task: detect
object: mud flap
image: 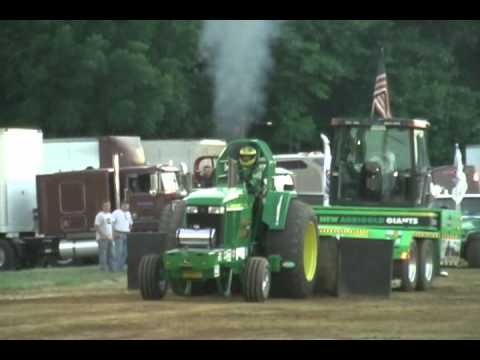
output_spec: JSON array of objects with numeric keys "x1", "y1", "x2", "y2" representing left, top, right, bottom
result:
[
  {"x1": 337, "y1": 238, "x2": 393, "y2": 297},
  {"x1": 127, "y1": 232, "x2": 168, "y2": 290},
  {"x1": 316, "y1": 238, "x2": 393, "y2": 297}
]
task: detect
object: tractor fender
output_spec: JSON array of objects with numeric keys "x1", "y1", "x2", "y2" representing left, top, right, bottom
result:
[{"x1": 261, "y1": 191, "x2": 297, "y2": 230}]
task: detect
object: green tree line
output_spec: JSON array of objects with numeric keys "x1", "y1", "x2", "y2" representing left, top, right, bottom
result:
[{"x1": 1, "y1": 20, "x2": 479, "y2": 165}]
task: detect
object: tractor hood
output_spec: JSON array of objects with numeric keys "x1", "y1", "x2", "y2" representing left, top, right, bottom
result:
[{"x1": 185, "y1": 187, "x2": 245, "y2": 207}]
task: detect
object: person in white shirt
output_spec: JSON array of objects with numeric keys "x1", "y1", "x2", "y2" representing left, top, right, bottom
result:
[
  {"x1": 95, "y1": 201, "x2": 114, "y2": 272},
  {"x1": 112, "y1": 201, "x2": 133, "y2": 272}
]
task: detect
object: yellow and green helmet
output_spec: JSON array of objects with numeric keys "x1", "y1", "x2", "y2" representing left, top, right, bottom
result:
[{"x1": 239, "y1": 146, "x2": 257, "y2": 167}]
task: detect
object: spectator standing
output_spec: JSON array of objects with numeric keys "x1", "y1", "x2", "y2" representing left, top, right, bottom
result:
[
  {"x1": 95, "y1": 201, "x2": 114, "y2": 272},
  {"x1": 112, "y1": 201, "x2": 133, "y2": 271}
]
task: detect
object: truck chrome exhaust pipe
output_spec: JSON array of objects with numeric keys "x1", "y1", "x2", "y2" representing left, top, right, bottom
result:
[{"x1": 58, "y1": 240, "x2": 98, "y2": 260}]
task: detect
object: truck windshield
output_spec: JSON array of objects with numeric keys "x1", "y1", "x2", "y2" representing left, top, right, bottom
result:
[
  {"x1": 129, "y1": 175, "x2": 151, "y2": 193},
  {"x1": 333, "y1": 126, "x2": 412, "y2": 206}
]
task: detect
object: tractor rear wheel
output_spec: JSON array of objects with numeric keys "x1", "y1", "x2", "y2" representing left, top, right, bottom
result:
[
  {"x1": 243, "y1": 257, "x2": 271, "y2": 303},
  {"x1": 265, "y1": 199, "x2": 319, "y2": 299},
  {"x1": 417, "y1": 240, "x2": 434, "y2": 291},
  {"x1": 0, "y1": 239, "x2": 17, "y2": 271},
  {"x1": 158, "y1": 200, "x2": 186, "y2": 249},
  {"x1": 138, "y1": 254, "x2": 168, "y2": 300},
  {"x1": 400, "y1": 241, "x2": 418, "y2": 292},
  {"x1": 466, "y1": 237, "x2": 480, "y2": 268}
]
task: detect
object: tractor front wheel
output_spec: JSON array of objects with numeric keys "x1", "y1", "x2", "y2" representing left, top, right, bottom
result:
[
  {"x1": 400, "y1": 241, "x2": 418, "y2": 292},
  {"x1": 243, "y1": 257, "x2": 271, "y2": 303},
  {"x1": 138, "y1": 255, "x2": 168, "y2": 300},
  {"x1": 417, "y1": 240, "x2": 434, "y2": 291}
]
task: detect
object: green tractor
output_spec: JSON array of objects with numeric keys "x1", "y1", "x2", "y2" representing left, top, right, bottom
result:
[
  {"x1": 138, "y1": 139, "x2": 319, "y2": 302},
  {"x1": 314, "y1": 118, "x2": 463, "y2": 294}
]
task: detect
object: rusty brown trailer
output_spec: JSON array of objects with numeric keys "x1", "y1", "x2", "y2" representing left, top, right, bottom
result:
[{"x1": 36, "y1": 169, "x2": 113, "y2": 236}]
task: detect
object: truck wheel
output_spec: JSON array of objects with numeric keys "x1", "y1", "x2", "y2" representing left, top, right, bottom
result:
[
  {"x1": 138, "y1": 254, "x2": 168, "y2": 300},
  {"x1": 265, "y1": 200, "x2": 319, "y2": 299},
  {"x1": 171, "y1": 279, "x2": 217, "y2": 296},
  {"x1": 158, "y1": 200, "x2": 186, "y2": 249},
  {"x1": 417, "y1": 240, "x2": 434, "y2": 291},
  {"x1": 0, "y1": 239, "x2": 16, "y2": 271},
  {"x1": 400, "y1": 241, "x2": 418, "y2": 292},
  {"x1": 466, "y1": 237, "x2": 480, "y2": 268},
  {"x1": 243, "y1": 257, "x2": 271, "y2": 303}
]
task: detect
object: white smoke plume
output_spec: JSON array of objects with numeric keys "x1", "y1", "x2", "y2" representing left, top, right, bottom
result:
[{"x1": 200, "y1": 20, "x2": 282, "y2": 140}]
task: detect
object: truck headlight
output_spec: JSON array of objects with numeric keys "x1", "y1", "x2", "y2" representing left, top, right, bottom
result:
[
  {"x1": 186, "y1": 206, "x2": 199, "y2": 214},
  {"x1": 208, "y1": 206, "x2": 225, "y2": 215}
]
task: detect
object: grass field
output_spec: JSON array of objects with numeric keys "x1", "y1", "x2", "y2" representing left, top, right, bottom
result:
[
  {"x1": 0, "y1": 267, "x2": 124, "y2": 293},
  {"x1": 1, "y1": 266, "x2": 480, "y2": 339}
]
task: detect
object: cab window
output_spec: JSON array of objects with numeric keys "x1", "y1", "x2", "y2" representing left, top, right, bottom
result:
[{"x1": 128, "y1": 174, "x2": 151, "y2": 193}]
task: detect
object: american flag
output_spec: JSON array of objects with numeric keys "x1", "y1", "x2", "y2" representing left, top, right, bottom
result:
[{"x1": 372, "y1": 51, "x2": 392, "y2": 119}]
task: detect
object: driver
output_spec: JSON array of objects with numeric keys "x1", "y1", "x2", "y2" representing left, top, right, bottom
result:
[
  {"x1": 238, "y1": 146, "x2": 263, "y2": 196},
  {"x1": 198, "y1": 164, "x2": 214, "y2": 188}
]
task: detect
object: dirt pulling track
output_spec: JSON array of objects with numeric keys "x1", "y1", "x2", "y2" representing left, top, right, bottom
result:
[{"x1": 1, "y1": 267, "x2": 480, "y2": 340}]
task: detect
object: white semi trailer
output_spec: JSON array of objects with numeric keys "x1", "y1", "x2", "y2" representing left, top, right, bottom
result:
[
  {"x1": 0, "y1": 129, "x2": 44, "y2": 270},
  {"x1": 466, "y1": 145, "x2": 480, "y2": 175},
  {"x1": 142, "y1": 139, "x2": 226, "y2": 171},
  {"x1": 0, "y1": 129, "x2": 43, "y2": 237},
  {"x1": 42, "y1": 136, "x2": 146, "y2": 174}
]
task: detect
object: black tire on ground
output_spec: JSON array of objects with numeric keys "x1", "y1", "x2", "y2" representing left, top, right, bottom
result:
[
  {"x1": 171, "y1": 279, "x2": 218, "y2": 296},
  {"x1": 400, "y1": 240, "x2": 418, "y2": 292},
  {"x1": 265, "y1": 199, "x2": 319, "y2": 299},
  {"x1": 466, "y1": 237, "x2": 480, "y2": 268},
  {"x1": 0, "y1": 239, "x2": 17, "y2": 271},
  {"x1": 158, "y1": 200, "x2": 187, "y2": 249},
  {"x1": 417, "y1": 240, "x2": 435, "y2": 291},
  {"x1": 138, "y1": 254, "x2": 168, "y2": 300},
  {"x1": 243, "y1": 257, "x2": 271, "y2": 303}
]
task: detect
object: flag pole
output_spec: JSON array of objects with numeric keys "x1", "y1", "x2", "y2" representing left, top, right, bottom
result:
[
  {"x1": 371, "y1": 48, "x2": 384, "y2": 121},
  {"x1": 371, "y1": 47, "x2": 391, "y2": 121}
]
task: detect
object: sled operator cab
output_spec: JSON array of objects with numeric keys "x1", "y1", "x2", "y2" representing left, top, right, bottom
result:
[{"x1": 330, "y1": 118, "x2": 432, "y2": 208}]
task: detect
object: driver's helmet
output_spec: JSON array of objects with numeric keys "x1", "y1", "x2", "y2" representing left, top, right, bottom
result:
[{"x1": 239, "y1": 146, "x2": 257, "y2": 168}]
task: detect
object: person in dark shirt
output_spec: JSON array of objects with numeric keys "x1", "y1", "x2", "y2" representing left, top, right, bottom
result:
[{"x1": 199, "y1": 164, "x2": 214, "y2": 188}]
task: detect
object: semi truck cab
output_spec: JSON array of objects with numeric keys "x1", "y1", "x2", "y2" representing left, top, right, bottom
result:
[{"x1": 122, "y1": 164, "x2": 188, "y2": 232}]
